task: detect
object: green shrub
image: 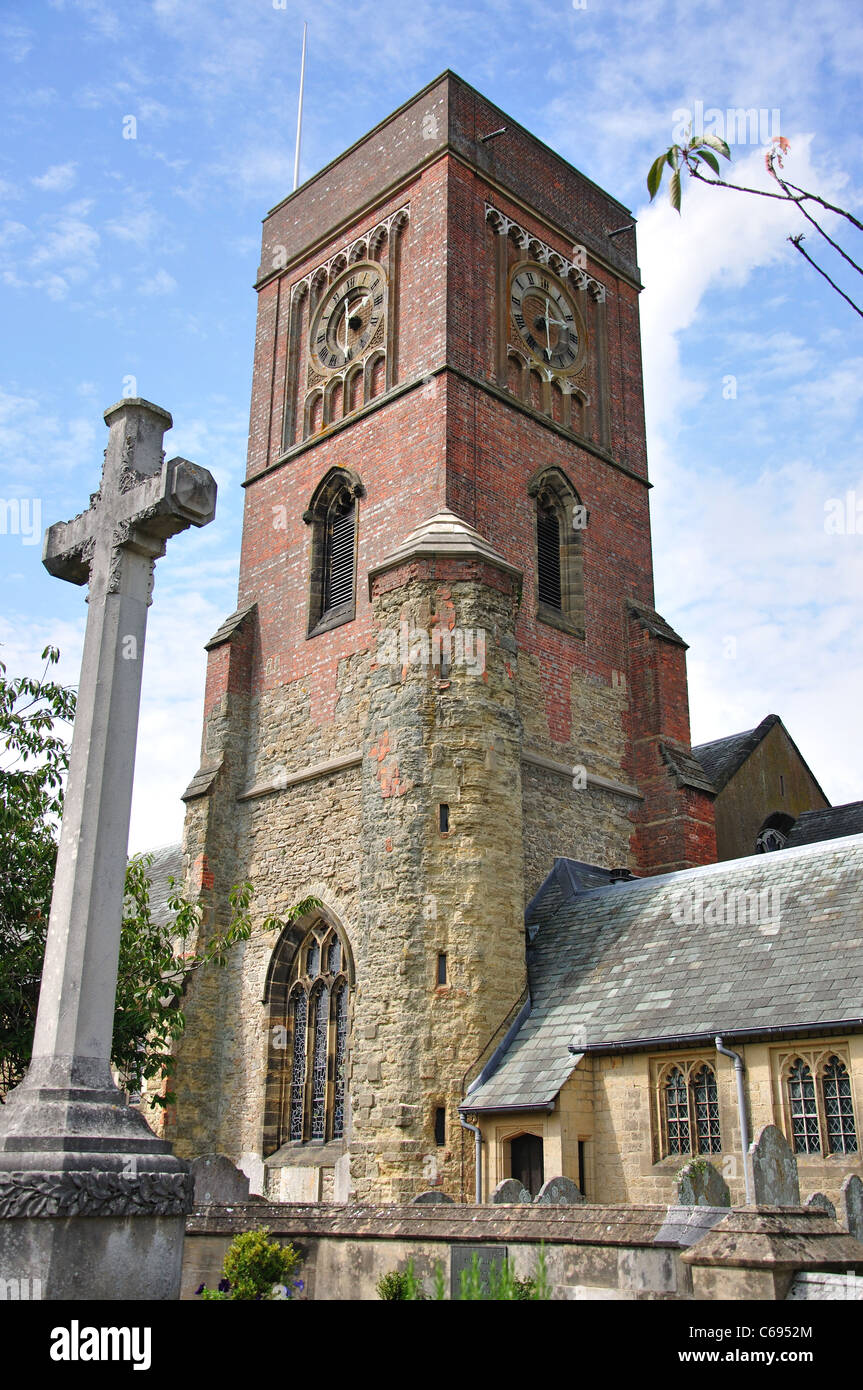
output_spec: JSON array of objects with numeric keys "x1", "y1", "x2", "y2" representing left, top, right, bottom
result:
[{"x1": 195, "y1": 1227, "x2": 304, "y2": 1301}]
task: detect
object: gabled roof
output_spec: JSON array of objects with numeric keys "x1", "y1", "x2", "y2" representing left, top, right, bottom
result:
[
  {"x1": 463, "y1": 837, "x2": 863, "y2": 1114},
  {"x1": 692, "y1": 714, "x2": 781, "y2": 791},
  {"x1": 693, "y1": 713, "x2": 829, "y2": 804},
  {"x1": 786, "y1": 802, "x2": 863, "y2": 848}
]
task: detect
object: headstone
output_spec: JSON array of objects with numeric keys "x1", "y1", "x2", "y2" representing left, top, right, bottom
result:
[
  {"x1": 535, "y1": 1176, "x2": 584, "y2": 1205},
  {"x1": 411, "y1": 1189, "x2": 455, "y2": 1204},
  {"x1": 491, "y1": 1178, "x2": 532, "y2": 1204},
  {"x1": 0, "y1": 400, "x2": 217, "y2": 1301},
  {"x1": 676, "y1": 1159, "x2": 731, "y2": 1208},
  {"x1": 190, "y1": 1155, "x2": 251, "y2": 1206},
  {"x1": 841, "y1": 1174, "x2": 863, "y2": 1242},
  {"x1": 804, "y1": 1191, "x2": 837, "y2": 1221},
  {"x1": 749, "y1": 1124, "x2": 800, "y2": 1206}
]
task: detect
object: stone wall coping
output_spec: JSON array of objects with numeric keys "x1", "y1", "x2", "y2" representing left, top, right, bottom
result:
[
  {"x1": 522, "y1": 748, "x2": 643, "y2": 801},
  {"x1": 238, "y1": 751, "x2": 363, "y2": 801},
  {"x1": 680, "y1": 1206, "x2": 863, "y2": 1272},
  {"x1": 185, "y1": 1200, "x2": 718, "y2": 1247}
]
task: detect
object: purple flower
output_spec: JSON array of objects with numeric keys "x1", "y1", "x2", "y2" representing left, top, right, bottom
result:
[
  {"x1": 218, "y1": 1278, "x2": 231, "y2": 1293},
  {"x1": 195, "y1": 1284, "x2": 205, "y2": 1296},
  {"x1": 293, "y1": 1279, "x2": 304, "y2": 1291}
]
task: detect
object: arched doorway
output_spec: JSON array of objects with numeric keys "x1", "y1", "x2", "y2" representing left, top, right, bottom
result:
[{"x1": 509, "y1": 1133, "x2": 544, "y2": 1196}]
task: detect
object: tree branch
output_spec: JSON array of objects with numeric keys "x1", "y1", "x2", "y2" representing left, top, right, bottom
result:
[{"x1": 788, "y1": 236, "x2": 863, "y2": 318}]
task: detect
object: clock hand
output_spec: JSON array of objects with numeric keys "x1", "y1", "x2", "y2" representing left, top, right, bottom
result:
[{"x1": 544, "y1": 297, "x2": 551, "y2": 359}]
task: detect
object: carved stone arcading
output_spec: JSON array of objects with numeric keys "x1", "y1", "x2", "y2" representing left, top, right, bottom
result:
[
  {"x1": 485, "y1": 202, "x2": 606, "y2": 302},
  {"x1": 0, "y1": 1169, "x2": 194, "y2": 1219},
  {"x1": 291, "y1": 204, "x2": 410, "y2": 303}
]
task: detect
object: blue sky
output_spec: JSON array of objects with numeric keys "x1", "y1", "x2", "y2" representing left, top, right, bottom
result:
[{"x1": 1, "y1": 0, "x2": 861, "y2": 851}]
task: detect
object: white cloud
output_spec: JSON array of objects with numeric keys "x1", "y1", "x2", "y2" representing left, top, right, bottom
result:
[
  {"x1": 139, "y1": 268, "x2": 177, "y2": 295},
  {"x1": 0, "y1": 22, "x2": 34, "y2": 63},
  {"x1": 31, "y1": 163, "x2": 78, "y2": 194}
]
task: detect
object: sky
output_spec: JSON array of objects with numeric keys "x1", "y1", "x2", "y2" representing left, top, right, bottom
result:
[{"x1": 1, "y1": 0, "x2": 861, "y2": 853}]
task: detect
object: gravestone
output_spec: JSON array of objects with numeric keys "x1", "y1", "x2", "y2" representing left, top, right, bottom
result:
[
  {"x1": 491, "y1": 1178, "x2": 532, "y2": 1204},
  {"x1": 0, "y1": 400, "x2": 217, "y2": 1301},
  {"x1": 804, "y1": 1191, "x2": 837, "y2": 1221},
  {"x1": 190, "y1": 1155, "x2": 251, "y2": 1206},
  {"x1": 841, "y1": 1174, "x2": 863, "y2": 1241},
  {"x1": 535, "y1": 1176, "x2": 584, "y2": 1205},
  {"x1": 676, "y1": 1159, "x2": 731, "y2": 1208},
  {"x1": 411, "y1": 1190, "x2": 455, "y2": 1204},
  {"x1": 749, "y1": 1124, "x2": 800, "y2": 1206}
]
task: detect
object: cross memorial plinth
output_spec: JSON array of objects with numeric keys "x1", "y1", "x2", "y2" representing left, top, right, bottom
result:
[{"x1": 0, "y1": 399, "x2": 216, "y2": 1301}]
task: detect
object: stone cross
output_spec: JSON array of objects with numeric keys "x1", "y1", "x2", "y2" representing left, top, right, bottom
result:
[
  {"x1": 33, "y1": 399, "x2": 216, "y2": 1090},
  {"x1": 0, "y1": 399, "x2": 216, "y2": 1300}
]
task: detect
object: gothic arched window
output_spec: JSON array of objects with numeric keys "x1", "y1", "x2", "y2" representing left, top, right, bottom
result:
[
  {"x1": 264, "y1": 915, "x2": 354, "y2": 1156},
  {"x1": 784, "y1": 1052, "x2": 858, "y2": 1156},
  {"x1": 282, "y1": 923, "x2": 351, "y2": 1146},
  {"x1": 788, "y1": 1058, "x2": 820, "y2": 1154},
  {"x1": 755, "y1": 812, "x2": 795, "y2": 853},
  {"x1": 659, "y1": 1060, "x2": 722, "y2": 1158},
  {"x1": 304, "y1": 467, "x2": 363, "y2": 637},
  {"x1": 822, "y1": 1056, "x2": 857, "y2": 1155},
  {"x1": 527, "y1": 466, "x2": 586, "y2": 637},
  {"x1": 664, "y1": 1066, "x2": 690, "y2": 1156}
]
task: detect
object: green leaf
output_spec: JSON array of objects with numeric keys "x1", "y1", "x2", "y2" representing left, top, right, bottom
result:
[
  {"x1": 647, "y1": 153, "x2": 666, "y2": 200},
  {"x1": 699, "y1": 134, "x2": 731, "y2": 159},
  {"x1": 669, "y1": 170, "x2": 682, "y2": 213},
  {"x1": 699, "y1": 149, "x2": 721, "y2": 177}
]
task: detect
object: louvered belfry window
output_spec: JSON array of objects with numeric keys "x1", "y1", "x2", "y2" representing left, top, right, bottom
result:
[
  {"x1": 324, "y1": 495, "x2": 355, "y2": 613},
  {"x1": 536, "y1": 498, "x2": 562, "y2": 610}
]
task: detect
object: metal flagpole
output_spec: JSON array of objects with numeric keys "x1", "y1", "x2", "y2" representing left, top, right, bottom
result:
[{"x1": 293, "y1": 21, "x2": 308, "y2": 192}]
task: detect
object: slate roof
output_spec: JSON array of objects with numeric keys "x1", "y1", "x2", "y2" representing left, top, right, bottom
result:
[
  {"x1": 463, "y1": 835, "x2": 863, "y2": 1113},
  {"x1": 692, "y1": 714, "x2": 781, "y2": 791},
  {"x1": 786, "y1": 802, "x2": 863, "y2": 848},
  {"x1": 204, "y1": 602, "x2": 256, "y2": 651},
  {"x1": 626, "y1": 600, "x2": 687, "y2": 649},
  {"x1": 139, "y1": 843, "x2": 184, "y2": 929}
]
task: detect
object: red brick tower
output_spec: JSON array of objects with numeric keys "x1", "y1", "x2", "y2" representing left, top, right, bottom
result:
[{"x1": 172, "y1": 73, "x2": 715, "y2": 1202}]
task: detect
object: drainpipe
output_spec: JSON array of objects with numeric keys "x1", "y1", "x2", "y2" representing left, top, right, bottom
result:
[
  {"x1": 460, "y1": 1114, "x2": 483, "y2": 1204},
  {"x1": 715, "y1": 1035, "x2": 753, "y2": 1205}
]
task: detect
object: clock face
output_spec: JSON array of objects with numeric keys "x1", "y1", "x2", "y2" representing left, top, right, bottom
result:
[
  {"x1": 310, "y1": 263, "x2": 386, "y2": 373},
  {"x1": 510, "y1": 263, "x2": 581, "y2": 373}
]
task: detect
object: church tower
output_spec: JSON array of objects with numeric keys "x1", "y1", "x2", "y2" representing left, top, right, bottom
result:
[{"x1": 170, "y1": 73, "x2": 716, "y2": 1202}]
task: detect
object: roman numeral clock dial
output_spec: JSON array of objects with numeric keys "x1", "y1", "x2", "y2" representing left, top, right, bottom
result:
[
  {"x1": 509, "y1": 263, "x2": 583, "y2": 374},
  {"x1": 310, "y1": 263, "x2": 386, "y2": 373}
]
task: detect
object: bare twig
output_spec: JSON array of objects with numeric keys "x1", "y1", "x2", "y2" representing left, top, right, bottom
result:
[{"x1": 788, "y1": 236, "x2": 863, "y2": 318}]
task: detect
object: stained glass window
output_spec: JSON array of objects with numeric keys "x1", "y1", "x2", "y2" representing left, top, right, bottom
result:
[
  {"x1": 788, "y1": 1059, "x2": 820, "y2": 1154},
  {"x1": 310, "y1": 986, "x2": 330, "y2": 1141},
  {"x1": 327, "y1": 936, "x2": 341, "y2": 974},
  {"x1": 665, "y1": 1067, "x2": 690, "y2": 1156},
  {"x1": 333, "y1": 983, "x2": 349, "y2": 1140},
  {"x1": 692, "y1": 1066, "x2": 722, "y2": 1154},
  {"x1": 307, "y1": 938, "x2": 320, "y2": 978},
  {"x1": 289, "y1": 989, "x2": 307, "y2": 1142},
  {"x1": 822, "y1": 1056, "x2": 857, "y2": 1155},
  {"x1": 283, "y1": 924, "x2": 350, "y2": 1147}
]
